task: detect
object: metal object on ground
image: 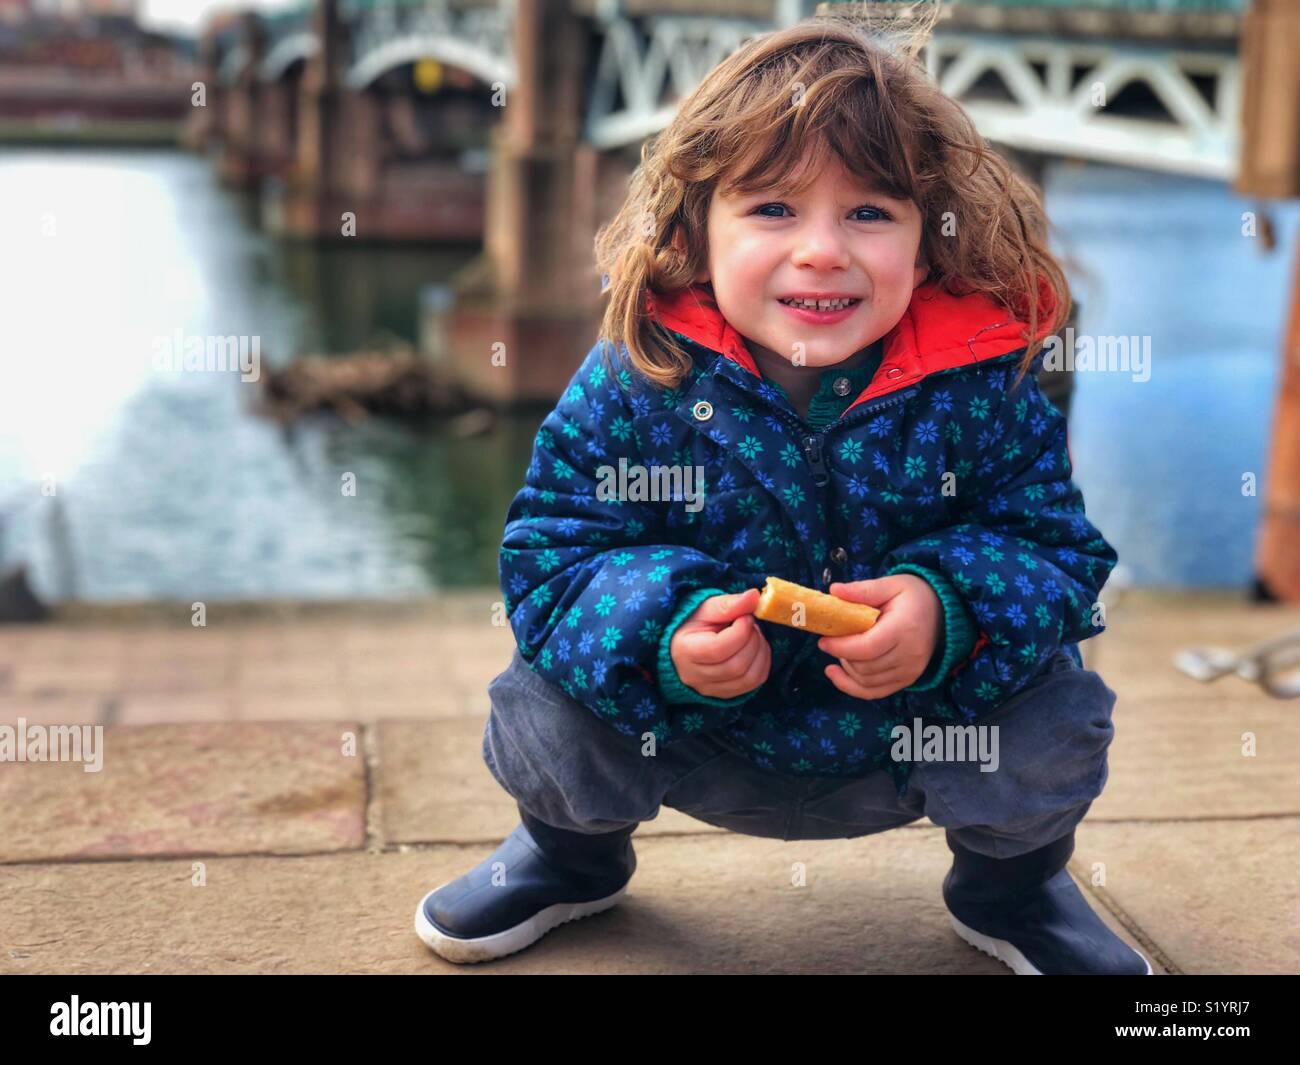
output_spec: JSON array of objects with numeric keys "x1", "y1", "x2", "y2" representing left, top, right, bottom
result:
[{"x1": 1175, "y1": 629, "x2": 1300, "y2": 699}]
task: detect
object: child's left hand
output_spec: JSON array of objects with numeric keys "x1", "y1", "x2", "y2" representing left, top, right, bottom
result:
[{"x1": 816, "y1": 575, "x2": 943, "y2": 700}]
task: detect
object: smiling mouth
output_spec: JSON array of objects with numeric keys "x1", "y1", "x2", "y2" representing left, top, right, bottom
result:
[{"x1": 777, "y1": 297, "x2": 862, "y2": 311}]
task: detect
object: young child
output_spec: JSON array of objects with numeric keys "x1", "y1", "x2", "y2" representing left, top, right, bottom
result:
[{"x1": 415, "y1": 14, "x2": 1150, "y2": 975}]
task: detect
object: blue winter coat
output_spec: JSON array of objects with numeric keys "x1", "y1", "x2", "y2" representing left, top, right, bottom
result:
[{"x1": 499, "y1": 282, "x2": 1118, "y2": 795}]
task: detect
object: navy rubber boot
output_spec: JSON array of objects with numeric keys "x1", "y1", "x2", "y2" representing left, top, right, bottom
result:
[
  {"x1": 942, "y1": 829, "x2": 1153, "y2": 975},
  {"x1": 415, "y1": 804, "x2": 638, "y2": 964}
]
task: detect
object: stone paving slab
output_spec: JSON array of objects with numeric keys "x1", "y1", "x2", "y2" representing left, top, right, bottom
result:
[
  {"x1": 1067, "y1": 597, "x2": 1300, "y2": 823},
  {"x1": 231, "y1": 690, "x2": 358, "y2": 721},
  {"x1": 374, "y1": 682, "x2": 1300, "y2": 845},
  {"x1": 8, "y1": 685, "x2": 490, "y2": 726},
  {"x1": 1087, "y1": 599, "x2": 1300, "y2": 677},
  {"x1": 375, "y1": 719, "x2": 727, "y2": 846},
  {"x1": 1091, "y1": 662, "x2": 1244, "y2": 705},
  {"x1": 0, "y1": 612, "x2": 513, "y2": 724},
  {"x1": 119, "y1": 658, "x2": 238, "y2": 693},
  {"x1": 0, "y1": 827, "x2": 1157, "y2": 975},
  {"x1": 9, "y1": 663, "x2": 124, "y2": 697},
  {"x1": 0, "y1": 694, "x2": 108, "y2": 727},
  {"x1": 116, "y1": 693, "x2": 241, "y2": 725},
  {"x1": 346, "y1": 686, "x2": 486, "y2": 721},
  {"x1": 377, "y1": 718, "x2": 500, "y2": 846},
  {"x1": 1070, "y1": 817, "x2": 1300, "y2": 975},
  {"x1": 0, "y1": 723, "x2": 366, "y2": 862},
  {"x1": 0, "y1": 590, "x2": 1297, "y2": 973},
  {"x1": 237, "y1": 661, "x2": 347, "y2": 693},
  {"x1": 1092, "y1": 694, "x2": 1300, "y2": 821},
  {"x1": 119, "y1": 680, "x2": 483, "y2": 723},
  {"x1": 1102, "y1": 595, "x2": 1300, "y2": 641}
]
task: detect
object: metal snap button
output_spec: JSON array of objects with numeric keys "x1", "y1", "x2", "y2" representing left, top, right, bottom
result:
[
  {"x1": 692, "y1": 400, "x2": 713, "y2": 421},
  {"x1": 886, "y1": 367, "x2": 904, "y2": 379},
  {"x1": 822, "y1": 567, "x2": 833, "y2": 586},
  {"x1": 832, "y1": 375, "x2": 851, "y2": 396},
  {"x1": 830, "y1": 547, "x2": 847, "y2": 564}
]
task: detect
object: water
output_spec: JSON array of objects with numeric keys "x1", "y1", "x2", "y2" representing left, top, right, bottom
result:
[
  {"x1": 0, "y1": 147, "x2": 540, "y2": 601},
  {"x1": 1050, "y1": 162, "x2": 1300, "y2": 590},
  {"x1": 0, "y1": 148, "x2": 1295, "y2": 601}
]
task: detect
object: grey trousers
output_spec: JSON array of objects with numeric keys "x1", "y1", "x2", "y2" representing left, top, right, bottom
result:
[{"x1": 482, "y1": 646, "x2": 1117, "y2": 859}]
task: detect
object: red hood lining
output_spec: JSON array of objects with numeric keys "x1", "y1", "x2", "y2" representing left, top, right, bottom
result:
[{"x1": 645, "y1": 280, "x2": 1057, "y2": 414}]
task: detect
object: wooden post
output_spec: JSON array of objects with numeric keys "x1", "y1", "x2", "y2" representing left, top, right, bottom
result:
[
  {"x1": 219, "y1": 12, "x2": 266, "y2": 186},
  {"x1": 1255, "y1": 240, "x2": 1300, "y2": 600},
  {"x1": 446, "y1": 0, "x2": 602, "y2": 405},
  {"x1": 1235, "y1": 0, "x2": 1300, "y2": 199},
  {"x1": 299, "y1": 1, "x2": 339, "y2": 182},
  {"x1": 487, "y1": 0, "x2": 594, "y2": 310},
  {"x1": 1236, "y1": 0, "x2": 1300, "y2": 599},
  {"x1": 181, "y1": 31, "x2": 220, "y2": 152}
]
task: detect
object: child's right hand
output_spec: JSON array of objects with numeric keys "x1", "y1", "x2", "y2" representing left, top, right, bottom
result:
[{"x1": 669, "y1": 588, "x2": 771, "y2": 699}]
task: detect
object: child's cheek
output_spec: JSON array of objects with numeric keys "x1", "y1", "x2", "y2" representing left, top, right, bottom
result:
[{"x1": 723, "y1": 234, "x2": 776, "y2": 281}]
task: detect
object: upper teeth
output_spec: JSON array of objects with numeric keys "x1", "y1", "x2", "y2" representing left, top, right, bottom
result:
[{"x1": 781, "y1": 297, "x2": 857, "y2": 310}]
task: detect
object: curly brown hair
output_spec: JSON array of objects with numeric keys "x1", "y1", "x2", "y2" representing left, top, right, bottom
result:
[{"x1": 593, "y1": 6, "x2": 1070, "y2": 393}]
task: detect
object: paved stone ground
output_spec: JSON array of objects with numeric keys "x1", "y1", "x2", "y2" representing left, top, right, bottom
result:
[{"x1": 1, "y1": 589, "x2": 1297, "y2": 974}]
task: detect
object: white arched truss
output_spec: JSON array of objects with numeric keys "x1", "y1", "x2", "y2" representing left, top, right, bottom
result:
[
  {"x1": 217, "y1": 43, "x2": 251, "y2": 86},
  {"x1": 347, "y1": 36, "x2": 514, "y2": 91},
  {"x1": 584, "y1": 15, "x2": 1240, "y2": 177},
  {"x1": 218, "y1": 2, "x2": 1243, "y2": 180},
  {"x1": 260, "y1": 32, "x2": 319, "y2": 82},
  {"x1": 585, "y1": 15, "x2": 767, "y2": 149},
  {"x1": 925, "y1": 34, "x2": 1239, "y2": 180},
  {"x1": 346, "y1": 0, "x2": 515, "y2": 90}
]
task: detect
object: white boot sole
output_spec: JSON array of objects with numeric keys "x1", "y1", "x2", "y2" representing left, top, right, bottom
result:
[
  {"x1": 949, "y1": 914, "x2": 1153, "y2": 975},
  {"x1": 414, "y1": 880, "x2": 630, "y2": 964}
]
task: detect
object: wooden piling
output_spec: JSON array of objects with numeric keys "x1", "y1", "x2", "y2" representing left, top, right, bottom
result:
[
  {"x1": 1237, "y1": 0, "x2": 1300, "y2": 600},
  {"x1": 1255, "y1": 238, "x2": 1300, "y2": 600}
]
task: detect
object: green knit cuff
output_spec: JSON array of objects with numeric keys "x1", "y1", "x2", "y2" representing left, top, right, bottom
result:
[
  {"x1": 886, "y1": 563, "x2": 979, "y2": 691},
  {"x1": 657, "y1": 586, "x2": 761, "y2": 707}
]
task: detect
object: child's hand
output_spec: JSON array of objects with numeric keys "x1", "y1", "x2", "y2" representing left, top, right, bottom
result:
[
  {"x1": 816, "y1": 575, "x2": 943, "y2": 700},
  {"x1": 670, "y1": 588, "x2": 771, "y2": 699}
]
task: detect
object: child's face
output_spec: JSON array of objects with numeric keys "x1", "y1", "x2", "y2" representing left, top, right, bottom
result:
[{"x1": 698, "y1": 150, "x2": 927, "y2": 369}]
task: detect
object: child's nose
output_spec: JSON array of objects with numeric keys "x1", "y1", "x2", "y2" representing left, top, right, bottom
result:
[{"x1": 791, "y1": 223, "x2": 851, "y2": 271}]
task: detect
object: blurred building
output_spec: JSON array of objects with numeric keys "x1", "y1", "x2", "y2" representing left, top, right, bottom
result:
[
  {"x1": 0, "y1": 0, "x2": 195, "y2": 72},
  {"x1": 28, "y1": 0, "x2": 140, "y2": 16}
]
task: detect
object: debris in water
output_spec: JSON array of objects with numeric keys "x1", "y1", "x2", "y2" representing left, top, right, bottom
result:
[{"x1": 255, "y1": 351, "x2": 483, "y2": 426}]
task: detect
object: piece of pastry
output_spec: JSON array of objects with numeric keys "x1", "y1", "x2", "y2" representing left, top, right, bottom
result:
[{"x1": 754, "y1": 576, "x2": 881, "y2": 636}]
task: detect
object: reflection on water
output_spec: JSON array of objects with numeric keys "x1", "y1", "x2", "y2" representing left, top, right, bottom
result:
[
  {"x1": 1052, "y1": 163, "x2": 1300, "y2": 589},
  {"x1": 0, "y1": 149, "x2": 1296, "y2": 600},
  {"x1": 0, "y1": 147, "x2": 540, "y2": 601}
]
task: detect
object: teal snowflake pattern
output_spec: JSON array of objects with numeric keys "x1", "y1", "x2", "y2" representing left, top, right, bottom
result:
[{"x1": 499, "y1": 315, "x2": 1117, "y2": 785}]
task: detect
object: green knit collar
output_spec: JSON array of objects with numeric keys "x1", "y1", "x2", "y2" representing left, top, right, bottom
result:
[{"x1": 769, "y1": 344, "x2": 884, "y2": 429}]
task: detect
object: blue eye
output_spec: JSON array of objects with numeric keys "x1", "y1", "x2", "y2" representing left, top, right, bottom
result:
[
  {"x1": 854, "y1": 205, "x2": 893, "y2": 222},
  {"x1": 752, "y1": 202, "x2": 894, "y2": 221}
]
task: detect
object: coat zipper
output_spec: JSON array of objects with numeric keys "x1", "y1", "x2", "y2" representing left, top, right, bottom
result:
[
  {"x1": 798, "y1": 385, "x2": 919, "y2": 488},
  {"x1": 802, "y1": 432, "x2": 829, "y2": 487},
  {"x1": 782, "y1": 383, "x2": 923, "y2": 696}
]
